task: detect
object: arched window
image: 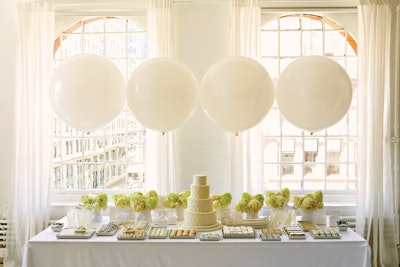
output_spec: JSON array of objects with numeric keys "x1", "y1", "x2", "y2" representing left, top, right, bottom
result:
[
  {"x1": 53, "y1": 17, "x2": 148, "y2": 190},
  {"x1": 260, "y1": 14, "x2": 357, "y2": 195}
]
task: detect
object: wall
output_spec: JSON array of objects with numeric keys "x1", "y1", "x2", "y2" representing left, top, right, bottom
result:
[
  {"x1": 174, "y1": 3, "x2": 230, "y2": 193},
  {"x1": 0, "y1": 0, "x2": 17, "y2": 219}
]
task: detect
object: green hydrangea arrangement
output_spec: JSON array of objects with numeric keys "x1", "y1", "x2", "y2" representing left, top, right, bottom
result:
[
  {"x1": 112, "y1": 193, "x2": 130, "y2": 208},
  {"x1": 211, "y1": 192, "x2": 232, "y2": 210},
  {"x1": 293, "y1": 190, "x2": 324, "y2": 211},
  {"x1": 163, "y1": 190, "x2": 191, "y2": 209},
  {"x1": 234, "y1": 192, "x2": 265, "y2": 213},
  {"x1": 265, "y1": 188, "x2": 290, "y2": 209},
  {"x1": 81, "y1": 193, "x2": 108, "y2": 212},
  {"x1": 130, "y1": 190, "x2": 159, "y2": 212},
  {"x1": 178, "y1": 190, "x2": 190, "y2": 208}
]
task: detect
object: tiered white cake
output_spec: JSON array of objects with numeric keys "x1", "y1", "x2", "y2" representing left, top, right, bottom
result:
[{"x1": 183, "y1": 175, "x2": 221, "y2": 231}]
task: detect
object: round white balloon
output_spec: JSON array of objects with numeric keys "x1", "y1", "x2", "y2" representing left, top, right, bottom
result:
[
  {"x1": 200, "y1": 56, "x2": 275, "y2": 133},
  {"x1": 49, "y1": 54, "x2": 125, "y2": 130},
  {"x1": 126, "y1": 58, "x2": 199, "y2": 132},
  {"x1": 276, "y1": 56, "x2": 353, "y2": 133}
]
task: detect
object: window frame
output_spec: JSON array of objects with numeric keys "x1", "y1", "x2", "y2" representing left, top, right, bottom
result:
[{"x1": 51, "y1": 14, "x2": 149, "y2": 204}]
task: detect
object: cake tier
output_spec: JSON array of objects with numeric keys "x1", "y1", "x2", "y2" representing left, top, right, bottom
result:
[
  {"x1": 187, "y1": 197, "x2": 213, "y2": 212},
  {"x1": 190, "y1": 184, "x2": 210, "y2": 199},
  {"x1": 184, "y1": 209, "x2": 217, "y2": 227},
  {"x1": 193, "y1": 175, "x2": 207, "y2": 185}
]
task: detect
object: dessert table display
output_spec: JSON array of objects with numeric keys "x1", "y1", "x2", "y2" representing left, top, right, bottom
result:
[{"x1": 23, "y1": 217, "x2": 370, "y2": 267}]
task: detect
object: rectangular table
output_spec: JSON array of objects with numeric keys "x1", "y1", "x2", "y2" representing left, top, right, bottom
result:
[{"x1": 23, "y1": 218, "x2": 370, "y2": 267}]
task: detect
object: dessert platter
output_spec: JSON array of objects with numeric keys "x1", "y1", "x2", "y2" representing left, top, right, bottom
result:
[
  {"x1": 222, "y1": 225, "x2": 256, "y2": 238},
  {"x1": 309, "y1": 229, "x2": 341, "y2": 239},
  {"x1": 259, "y1": 232, "x2": 282, "y2": 241},
  {"x1": 148, "y1": 227, "x2": 168, "y2": 239},
  {"x1": 169, "y1": 229, "x2": 197, "y2": 239},
  {"x1": 225, "y1": 217, "x2": 268, "y2": 228},
  {"x1": 261, "y1": 228, "x2": 282, "y2": 235},
  {"x1": 56, "y1": 226, "x2": 96, "y2": 239},
  {"x1": 298, "y1": 221, "x2": 318, "y2": 232},
  {"x1": 282, "y1": 225, "x2": 306, "y2": 240},
  {"x1": 117, "y1": 230, "x2": 147, "y2": 240},
  {"x1": 117, "y1": 220, "x2": 150, "y2": 240},
  {"x1": 96, "y1": 222, "x2": 119, "y2": 236},
  {"x1": 199, "y1": 232, "x2": 221, "y2": 241}
]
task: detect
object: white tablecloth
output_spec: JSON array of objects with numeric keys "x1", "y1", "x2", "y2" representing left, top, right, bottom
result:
[{"x1": 23, "y1": 218, "x2": 370, "y2": 267}]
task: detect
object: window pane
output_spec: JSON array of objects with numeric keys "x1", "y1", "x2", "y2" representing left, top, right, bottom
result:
[
  {"x1": 262, "y1": 108, "x2": 280, "y2": 136},
  {"x1": 302, "y1": 16, "x2": 322, "y2": 29},
  {"x1": 261, "y1": 31, "x2": 278, "y2": 56},
  {"x1": 84, "y1": 18, "x2": 104, "y2": 33},
  {"x1": 83, "y1": 34, "x2": 105, "y2": 54},
  {"x1": 260, "y1": 58, "x2": 279, "y2": 79},
  {"x1": 280, "y1": 31, "x2": 301, "y2": 56},
  {"x1": 61, "y1": 34, "x2": 82, "y2": 58},
  {"x1": 280, "y1": 16, "x2": 300, "y2": 30},
  {"x1": 105, "y1": 17, "x2": 126, "y2": 33},
  {"x1": 303, "y1": 164, "x2": 325, "y2": 190},
  {"x1": 325, "y1": 30, "x2": 346, "y2": 56},
  {"x1": 106, "y1": 33, "x2": 126, "y2": 58},
  {"x1": 346, "y1": 56, "x2": 358, "y2": 78},
  {"x1": 128, "y1": 33, "x2": 148, "y2": 58},
  {"x1": 302, "y1": 31, "x2": 323, "y2": 55}
]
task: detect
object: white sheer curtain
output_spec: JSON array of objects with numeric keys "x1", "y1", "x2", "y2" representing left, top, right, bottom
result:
[
  {"x1": 6, "y1": 1, "x2": 54, "y2": 267},
  {"x1": 356, "y1": 0, "x2": 399, "y2": 266},
  {"x1": 145, "y1": 0, "x2": 177, "y2": 195},
  {"x1": 227, "y1": 0, "x2": 263, "y2": 203}
]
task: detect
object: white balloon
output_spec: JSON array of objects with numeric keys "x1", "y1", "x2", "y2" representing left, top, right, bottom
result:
[
  {"x1": 200, "y1": 57, "x2": 275, "y2": 133},
  {"x1": 49, "y1": 54, "x2": 125, "y2": 130},
  {"x1": 276, "y1": 56, "x2": 353, "y2": 133},
  {"x1": 126, "y1": 58, "x2": 199, "y2": 132}
]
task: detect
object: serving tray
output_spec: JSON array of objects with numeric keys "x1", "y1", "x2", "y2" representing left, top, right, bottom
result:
[
  {"x1": 222, "y1": 225, "x2": 256, "y2": 238},
  {"x1": 117, "y1": 230, "x2": 146, "y2": 240},
  {"x1": 96, "y1": 222, "x2": 119, "y2": 236},
  {"x1": 56, "y1": 228, "x2": 96, "y2": 239},
  {"x1": 309, "y1": 229, "x2": 341, "y2": 239},
  {"x1": 148, "y1": 227, "x2": 168, "y2": 239},
  {"x1": 169, "y1": 229, "x2": 197, "y2": 239},
  {"x1": 297, "y1": 221, "x2": 318, "y2": 232},
  {"x1": 283, "y1": 225, "x2": 306, "y2": 240},
  {"x1": 199, "y1": 233, "x2": 221, "y2": 241},
  {"x1": 259, "y1": 232, "x2": 282, "y2": 241}
]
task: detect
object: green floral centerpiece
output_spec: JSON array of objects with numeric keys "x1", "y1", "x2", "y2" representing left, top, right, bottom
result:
[
  {"x1": 265, "y1": 188, "x2": 290, "y2": 209},
  {"x1": 293, "y1": 190, "x2": 324, "y2": 223},
  {"x1": 293, "y1": 190, "x2": 324, "y2": 211},
  {"x1": 211, "y1": 192, "x2": 232, "y2": 210},
  {"x1": 112, "y1": 193, "x2": 130, "y2": 209},
  {"x1": 130, "y1": 190, "x2": 159, "y2": 212},
  {"x1": 265, "y1": 188, "x2": 293, "y2": 227},
  {"x1": 234, "y1": 192, "x2": 265, "y2": 216},
  {"x1": 162, "y1": 190, "x2": 190, "y2": 209},
  {"x1": 80, "y1": 193, "x2": 108, "y2": 212}
]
